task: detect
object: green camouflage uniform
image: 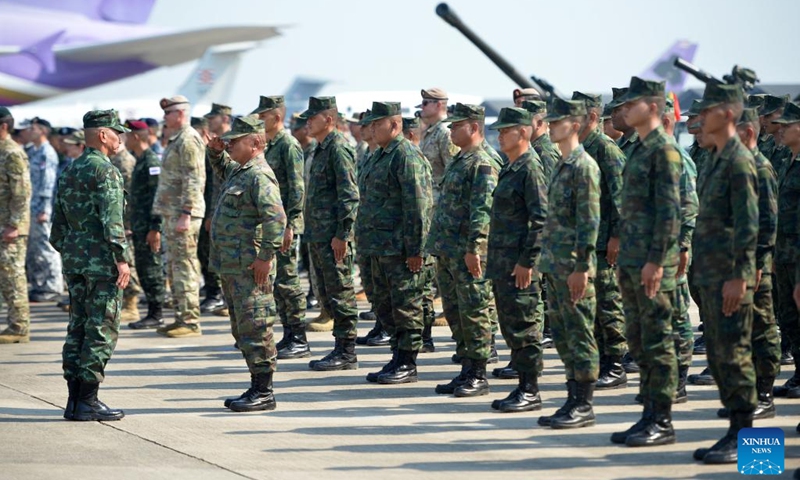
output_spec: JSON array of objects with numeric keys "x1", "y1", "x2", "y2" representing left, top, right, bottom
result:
[
  {"x1": 110, "y1": 149, "x2": 142, "y2": 300},
  {"x1": 616, "y1": 130, "x2": 639, "y2": 159},
  {"x1": 355, "y1": 147, "x2": 376, "y2": 306},
  {"x1": 775, "y1": 150, "x2": 800, "y2": 362},
  {"x1": 358, "y1": 116, "x2": 432, "y2": 351},
  {"x1": 130, "y1": 148, "x2": 165, "y2": 306},
  {"x1": 152, "y1": 123, "x2": 206, "y2": 325},
  {"x1": 531, "y1": 133, "x2": 559, "y2": 182},
  {"x1": 687, "y1": 140, "x2": 711, "y2": 318},
  {"x1": 51, "y1": 112, "x2": 133, "y2": 383},
  {"x1": 200, "y1": 146, "x2": 222, "y2": 299},
  {"x1": 618, "y1": 125, "x2": 681, "y2": 407},
  {"x1": 0, "y1": 136, "x2": 31, "y2": 336},
  {"x1": 674, "y1": 143, "x2": 698, "y2": 368}
]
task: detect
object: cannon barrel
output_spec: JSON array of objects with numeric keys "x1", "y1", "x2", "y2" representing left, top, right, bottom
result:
[{"x1": 673, "y1": 57, "x2": 723, "y2": 86}]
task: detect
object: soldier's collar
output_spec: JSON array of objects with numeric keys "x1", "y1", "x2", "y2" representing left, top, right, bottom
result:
[
  {"x1": 582, "y1": 127, "x2": 601, "y2": 148},
  {"x1": 383, "y1": 134, "x2": 404, "y2": 154},
  {"x1": 241, "y1": 153, "x2": 264, "y2": 170},
  {"x1": 320, "y1": 130, "x2": 338, "y2": 149},
  {"x1": 639, "y1": 125, "x2": 667, "y2": 148},
  {"x1": 562, "y1": 144, "x2": 586, "y2": 165},
  {"x1": 507, "y1": 149, "x2": 534, "y2": 172},
  {"x1": 268, "y1": 128, "x2": 287, "y2": 146}
]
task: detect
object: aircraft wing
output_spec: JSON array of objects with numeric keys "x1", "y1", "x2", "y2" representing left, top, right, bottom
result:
[
  {"x1": 54, "y1": 25, "x2": 282, "y2": 66},
  {"x1": 0, "y1": 46, "x2": 23, "y2": 57}
]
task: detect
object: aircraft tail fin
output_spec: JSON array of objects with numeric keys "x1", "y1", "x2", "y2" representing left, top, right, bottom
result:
[
  {"x1": 176, "y1": 43, "x2": 255, "y2": 108},
  {"x1": 284, "y1": 77, "x2": 330, "y2": 116},
  {"x1": 5, "y1": 0, "x2": 157, "y2": 24},
  {"x1": 639, "y1": 40, "x2": 698, "y2": 93}
]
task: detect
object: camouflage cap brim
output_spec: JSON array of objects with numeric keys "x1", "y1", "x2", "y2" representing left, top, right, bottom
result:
[
  {"x1": 111, "y1": 124, "x2": 131, "y2": 134},
  {"x1": 249, "y1": 105, "x2": 275, "y2": 115},
  {"x1": 694, "y1": 97, "x2": 725, "y2": 112},
  {"x1": 220, "y1": 130, "x2": 251, "y2": 140},
  {"x1": 362, "y1": 112, "x2": 389, "y2": 124},
  {"x1": 487, "y1": 120, "x2": 521, "y2": 130},
  {"x1": 541, "y1": 112, "x2": 570, "y2": 122},
  {"x1": 442, "y1": 114, "x2": 470, "y2": 123},
  {"x1": 613, "y1": 90, "x2": 646, "y2": 107},
  {"x1": 772, "y1": 117, "x2": 800, "y2": 125}
]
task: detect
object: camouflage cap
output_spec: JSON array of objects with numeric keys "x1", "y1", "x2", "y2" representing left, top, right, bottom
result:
[
  {"x1": 737, "y1": 107, "x2": 760, "y2": 125},
  {"x1": 62, "y1": 130, "x2": 85, "y2": 145},
  {"x1": 290, "y1": 112, "x2": 307, "y2": 130},
  {"x1": 747, "y1": 94, "x2": 766, "y2": 110},
  {"x1": 204, "y1": 102, "x2": 232, "y2": 118},
  {"x1": 542, "y1": 98, "x2": 587, "y2": 122},
  {"x1": 696, "y1": 83, "x2": 744, "y2": 111},
  {"x1": 348, "y1": 112, "x2": 362, "y2": 124},
  {"x1": 191, "y1": 116, "x2": 208, "y2": 129},
  {"x1": 250, "y1": 96, "x2": 284, "y2": 115},
  {"x1": 571, "y1": 91, "x2": 603, "y2": 109},
  {"x1": 513, "y1": 87, "x2": 542, "y2": 101},
  {"x1": 601, "y1": 103, "x2": 614, "y2": 120},
  {"x1": 442, "y1": 103, "x2": 485, "y2": 123},
  {"x1": 299, "y1": 96, "x2": 336, "y2": 119},
  {"x1": 685, "y1": 99, "x2": 703, "y2": 118},
  {"x1": 521, "y1": 100, "x2": 547, "y2": 115},
  {"x1": 159, "y1": 95, "x2": 189, "y2": 110},
  {"x1": 616, "y1": 77, "x2": 666, "y2": 105},
  {"x1": 221, "y1": 115, "x2": 265, "y2": 140},
  {"x1": 760, "y1": 94, "x2": 789, "y2": 116},
  {"x1": 772, "y1": 102, "x2": 800, "y2": 125},
  {"x1": 402, "y1": 116, "x2": 420, "y2": 132},
  {"x1": 83, "y1": 109, "x2": 130, "y2": 133},
  {"x1": 488, "y1": 107, "x2": 532, "y2": 130},
  {"x1": 358, "y1": 109, "x2": 373, "y2": 126},
  {"x1": 363, "y1": 102, "x2": 402, "y2": 123},
  {"x1": 0, "y1": 106, "x2": 10, "y2": 118}
]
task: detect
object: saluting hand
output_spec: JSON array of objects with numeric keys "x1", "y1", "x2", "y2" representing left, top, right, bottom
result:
[
  {"x1": 115, "y1": 261, "x2": 130, "y2": 289},
  {"x1": 208, "y1": 136, "x2": 225, "y2": 155}
]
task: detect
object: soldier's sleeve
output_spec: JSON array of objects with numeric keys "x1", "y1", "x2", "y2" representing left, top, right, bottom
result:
[
  {"x1": 6, "y1": 150, "x2": 30, "y2": 228},
  {"x1": 466, "y1": 158, "x2": 497, "y2": 255},
  {"x1": 97, "y1": 165, "x2": 132, "y2": 264},
  {"x1": 253, "y1": 173, "x2": 287, "y2": 261},
  {"x1": 397, "y1": 150, "x2": 430, "y2": 257},
  {"x1": 284, "y1": 140, "x2": 306, "y2": 232},
  {"x1": 147, "y1": 153, "x2": 163, "y2": 232},
  {"x1": 35, "y1": 148, "x2": 58, "y2": 217},
  {"x1": 179, "y1": 137, "x2": 206, "y2": 215},
  {"x1": 518, "y1": 164, "x2": 548, "y2": 269},
  {"x1": 203, "y1": 156, "x2": 214, "y2": 219},
  {"x1": 602, "y1": 142, "x2": 626, "y2": 239},
  {"x1": 678, "y1": 155, "x2": 698, "y2": 250},
  {"x1": 756, "y1": 163, "x2": 778, "y2": 271},
  {"x1": 731, "y1": 154, "x2": 759, "y2": 281},
  {"x1": 331, "y1": 144, "x2": 359, "y2": 241},
  {"x1": 575, "y1": 160, "x2": 601, "y2": 272},
  {"x1": 50, "y1": 178, "x2": 66, "y2": 253},
  {"x1": 437, "y1": 127, "x2": 458, "y2": 170},
  {"x1": 207, "y1": 147, "x2": 237, "y2": 183},
  {"x1": 648, "y1": 145, "x2": 682, "y2": 266}
]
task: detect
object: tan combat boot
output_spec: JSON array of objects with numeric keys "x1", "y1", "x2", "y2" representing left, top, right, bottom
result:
[
  {"x1": 161, "y1": 322, "x2": 202, "y2": 338},
  {"x1": 0, "y1": 328, "x2": 30, "y2": 344},
  {"x1": 120, "y1": 295, "x2": 139, "y2": 323},
  {"x1": 306, "y1": 308, "x2": 333, "y2": 332},
  {"x1": 433, "y1": 311, "x2": 449, "y2": 327}
]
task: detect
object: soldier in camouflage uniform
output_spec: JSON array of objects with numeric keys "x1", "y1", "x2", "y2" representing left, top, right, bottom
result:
[
  {"x1": 301, "y1": 97, "x2": 360, "y2": 371},
  {"x1": 0, "y1": 107, "x2": 32, "y2": 344},
  {"x1": 124, "y1": 121, "x2": 166, "y2": 330},
  {"x1": 207, "y1": 116, "x2": 286, "y2": 412},
  {"x1": 252, "y1": 96, "x2": 308, "y2": 359},
  {"x1": 758, "y1": 95, "x2": 793, "y2": 178},
  {"x1": 110, "y1": 145, "x2": 142, "y2": 323},
  {"x1": 419, "y1": 88, "x2": 459, "y2": 202},
  {"x1": 610, "y1": 88, "x2": 640, "y2": 158},
  {"x1": 572, "y1": 91, "x2": 629, "y2": 391},
  {"x1": 483, "y1": 106, "x2": 548, "y2": 413},
  {"x1": 522, "y1": 100, "x2": 559, "y2": 182},
  {"x1": 690, "y1": 84, "x2": 759, "y2": 465},
  {"x1": 152, "y1": 95, "x2": 206, "y2": 338},
  {"x1": 358, "y1": 102, "x2": 432, "y2": 385},
  {"x1": 536, "y1": 99, "x2": 601, "y2": 430},
  {"x1": 51, "y1": 110, "x2": 132, "y2": 421},
  {"x1": 773, "y1": 102, "x2": 800, "y2": 398},
  {"x1": 602, "y1": 104, "x2": 623, "y2": 142},
  {"x1": 428, "y1": 103, "x2": 497, "y2": 397}
]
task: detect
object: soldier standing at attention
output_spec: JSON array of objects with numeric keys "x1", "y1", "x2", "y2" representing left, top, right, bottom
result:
[
  {"x1": 301, "y1": 97, "x2": 360, "y2": 371},
  {"x1": 110, "y1": 141, "x2": 142, "y2": 324},
  {"x1": 358, "y1": 102, "x2": 432, "y2": 385},
  {"x1": 485, "y1": 107, "x2": 548, "y2": 413},
  {"x1": 572, "y1": 91, "x2": 628, "y2": 391},
  {"x1": 152, "y1": 95, "x2": 206, "y2": 338},
  {"x1": 690, "y1": 84, "x2": 758, "y2": 464},
  {"x1": 513, "y1": 88, "x2": 542, "y2": 107},
  {"x1": 51, "y1": 110, "x2": 132, "y2": 421},
  {"x1": 521, "y1": 100, "x2": 559, "y2": 182},
  {"x1": 602, "y1": 104, "x2": 623, "y2": 142},
  {"x1": 418, "y1": 88, "x2": 458, "y2": 203},
  {"x1": 610, "y1": 78, "x2": 681, "y2": 448},
  {"x1": 207, "y1": 117, "x2": 286, "y2": 412},
  {"x1": 124, "y1": 120, "x2": 166, "y2": 330},
  {"x1": 536, "y1": 99, "x2": 600, "y2": 430},
  {"x1": 0, "y1": 107, "x2": 32, "y2": 344},
  {"x1": 610, "y1": 88, "x2": 640, "y2": 158},
  {"x1": 252, "y1": 96, "x2": 308, "y2": 360}
]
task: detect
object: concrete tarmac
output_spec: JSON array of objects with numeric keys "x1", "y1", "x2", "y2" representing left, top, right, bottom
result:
[{"x1": 1, "y1": 290, "x2": 798, "y2": 479}]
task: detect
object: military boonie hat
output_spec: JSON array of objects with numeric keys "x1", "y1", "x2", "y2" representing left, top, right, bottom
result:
[
  {"x1": 299, "y1": 96, "x2": 337, "y2": 119},
  {"x1": 402, "y1": 116, "x2": 420, "y2": 131},
  {"x1": 83, "y1": 109, "x2": 130, "y2": 133},
  {"x1": 616, "y1": 77, "x2": 666, "y2": 105},
  {"x1": 221, "y1": 115, "x2": 265, "y2": 140},
  {"x1": 488, "y1": 107, "x2": 532, "y2": 130},
  {"x1": 160, "y1": 95, "x2": 190, "y2": 110},
  {"x1": 521, "y1": 100, "x2": 547, "y2": 116},
  {"x1": 737, "y1": 108, "x2": 760, "y2": 125},
  {"x1": 363, "y1": 102, "x2": 402, "y2": 123},
  {"x1": 572, "y1": 91, "x2": 603, "y2": 109},
  {"x1": 513, "y1": 87, "x2": 542, "y2": 101},
  {"x1": 443, "y1": 103, "x2": 485, "y2": 123},
  {"x1": 772, "y1": 102, "x2": 800, "y2": 125},
  {"x1": 125, "y1": 119, "x2": 149, "y2": 131},
  {"x1": 760, "y1": 94, "x2": 789, "y2": 116},
  {"x1": 62, "y1": 130, "x2": 85, "y2": 145},
  {"x1": 251, "y1": 95, "x2": 284, "y2": 115},
  {"x1": 204, "y1": 102, "x2": 232, "y2": 118},
  {"x1": 348, "y1": 112, "x2": 362, "y2": 124},
  {"x1": 358, "y1": 109, "x2": 373, "y2": 126},
  {"x1": 696, "y1": 83, "x2": 744, "y2": 111},
  {"x1": 191, "y1": 116, "x2": 208, "y2": 129},
  {"x1": 542, "y1": 98, "x2": 587, "y2": 122}
]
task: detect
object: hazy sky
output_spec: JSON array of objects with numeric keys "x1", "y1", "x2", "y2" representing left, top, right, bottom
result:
[{"x1": 36, "y1": 0, "x2": 800, "y2": 112}]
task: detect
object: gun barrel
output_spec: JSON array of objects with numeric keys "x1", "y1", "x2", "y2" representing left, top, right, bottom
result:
[
  {"x1": 673, "y1": 57, "x2": 722, "y2": 85},
  {"x1": 436, "y1": 3, "x2": 536, "y2": 90}
]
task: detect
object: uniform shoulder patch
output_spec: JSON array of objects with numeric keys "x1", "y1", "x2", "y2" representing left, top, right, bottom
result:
[
  {"x1": 478, "y1": 165, "x2": 492, "y2": 175},
  {"x1": 149, "y1": 166, "x2": 161, "y2": 176}
]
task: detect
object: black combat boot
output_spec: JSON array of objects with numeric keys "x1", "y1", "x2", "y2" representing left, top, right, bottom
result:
[
  {"x1": 695, "y1": 410, "x2": 752, "y2": 464},
  {"x1": 128, "y1": 302, "x2": 164, "y2": 329},
  {"x1": 356, "y1": 320, "x2": 382, "y2": 345},
  {"x1": 420, "y1": 321, "x2": 435, "y2": 353},
  {"x1": 541, "y1": 326, "x2": 554, "y2": 349},
  {"x1": 229, "y1": 372, "x2": 276, "y2": 412},
  {"x1": 781, "y1": 335, "x2": 794, "y2": 366},
  {"x1": 224, "y1": 374, "x2": 254, "y2": 408},
  {"x1": 719, "y1": 376, "x2": 777, "y2": 419},
  {"x1": 625, "y1": 401, "x2": 676, "y2": 447},
  {"x1": 277, "y1": 326, "x2": 311, "y2": 359},
  {"x1": 199, "y1": 287, "x2": 224, "y2": 313},
  {"x1": 435, "y1": 358, "x2": 471, "y2": 394},
  {"x1": 275, "y1": 325, "x2": 292, "y2": 351},
  {"x1": 693, "y1": 334, "x2": 706, "y2": 355},
  {"x1": 63, "y1": 379, "x2": 80, "y2": 420},
  {"x1": 596, "y1": 355, "x2": 628, "y2": 390},
  {"x1": 674, "y1": 365, "x2": 689, "y2": 404},
  {"x1": 773, "y1": 367, "x2": 800, "y2": 397},
  {"x1": 454, "y1": 359, "x2": 490, "y2": 397},
  {"x1": 622, "y1": 351, "x2": 639, "y2": 373},
  {"x1": 688, "y1": 366, "x2": 716, "y2": 385},
  {"x1": 611, "y1": 400, "x2": 652, "y2": 444},
  {"x1": 366, "y1": 329, "x2": 391, "y2": 347},
  {"x1": 309, "y1": 338, "x2": 358, "y2": 371},
  {"x1": 494, "y1": 372, "x2": 542, "y2": 413},
  {"x1": 73, "y1": 382, "x2": 124, "y2": 421},
  {"x1": 451, "y1": 353, "x2": 464, "y2": 364},
  {"x1": 538, "y1": 380, "x2": 577, "y2": 427},
  {"x1": 487, "y1": 336, "x2": 499, "y2": 364},
  {"x1": 492, "y1": 361, "x2": 519, "y2": 380},
  {"x1": 377, "y1": 350, "x2": 418, "y2": 384},
  {"x1": 549, "y1": 381, "x2": 595, "y2": 429},
  {"x1": 367, "y1": 349, "x2": 397, "y2": 383}
]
